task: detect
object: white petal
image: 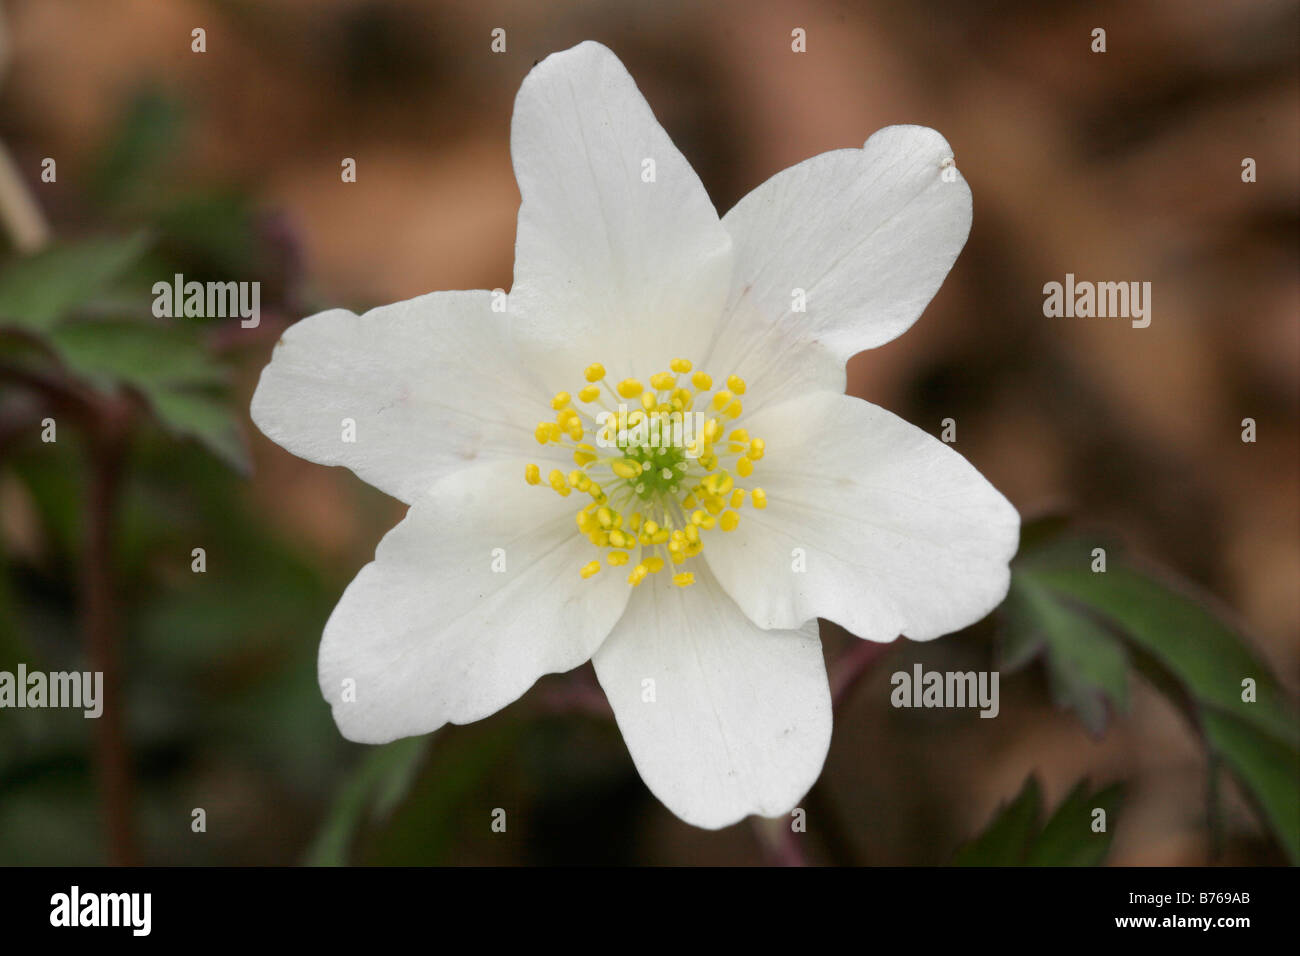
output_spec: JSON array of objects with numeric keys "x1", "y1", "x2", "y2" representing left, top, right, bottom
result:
[
  {"x1": 319, "y1": 459, "x2": 631, "y2": 743},
  {"x1": 705, "y1": 391, "x2": 1019, "y2": 642},
  {"x1": 705, "y1": 126, "x2": 972, "y2": 399},
  {"x1": 251, "y1": 291, "x2": 547, "y2": 504},
  {"x1": 593, "y1": 568, "x2": 830, "y2": 829},
  {"x1": 508, "y1": 41, "x2": 733, "y2": 382}
]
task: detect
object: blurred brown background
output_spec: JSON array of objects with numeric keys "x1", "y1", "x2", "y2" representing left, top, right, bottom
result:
[{"x1": 0, "y1": 0, "x2": 1296, "y2": 864}]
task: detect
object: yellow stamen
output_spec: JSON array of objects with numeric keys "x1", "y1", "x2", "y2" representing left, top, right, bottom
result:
[{"x1": 524, "y1": 357, "x2": 772, "y2": 587}]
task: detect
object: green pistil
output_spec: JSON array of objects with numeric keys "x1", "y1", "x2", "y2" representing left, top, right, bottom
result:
[{"x1": 619, "y1": 441, "x2": 690, "y2": 500}]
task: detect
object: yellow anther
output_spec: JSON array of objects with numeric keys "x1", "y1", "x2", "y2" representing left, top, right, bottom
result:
[
  {"x1": 540, "y1": 359, "x2": 772, "y2": 588},
  {"x1": 704, "y1": 471, "x2": 733, "y2": 495}
]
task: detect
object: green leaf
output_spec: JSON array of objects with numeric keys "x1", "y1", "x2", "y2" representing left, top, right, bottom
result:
[
  {"x1": 91, "y1": 89, "x2": 186, "y2": 207},
  {"x1": 1016, "y1": 539, "x2": 1300, "y2": 862},
  {"x1": 953, "y1": 776, "x2": 1041, "y2": 866},
  {"x1": 304, "y1": 737, "x2": 429, "y2": 866},
  {"x1": 1002, "y1": 576, "x2": 1129, "y2": 735},
  {"x1": 1026, "y1": 780, "x2": 1124, "y2": 866},
  {"x1": 954, "y1": 775, "x2": 1123, "y2": 866},
  {"x1": 45, "y1": 320, "x2": 249, "y2": 472},
  {"x1": 145, "y1": 388, "x2": 248, "y2": 475},
  {"x1": 0, "y1": 234, "x2": 149, "y2": 332}
]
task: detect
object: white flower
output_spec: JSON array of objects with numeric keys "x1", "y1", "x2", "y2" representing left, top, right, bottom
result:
[{"x1": 250, "y1": 41, "x2": 1019, "y2": 830}]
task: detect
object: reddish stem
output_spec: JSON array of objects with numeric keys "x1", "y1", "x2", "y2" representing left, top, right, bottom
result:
[
  {"x1": 80, "y1": 397, "x2": 137, "y2": 865},
  {"x1": 830, "y1": 638, "x2": 895, "y2": 710}
]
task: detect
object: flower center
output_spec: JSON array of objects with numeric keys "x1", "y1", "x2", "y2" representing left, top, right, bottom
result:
[{"x1": 525, "y1": 357, "x2": 767, "y2": 588}]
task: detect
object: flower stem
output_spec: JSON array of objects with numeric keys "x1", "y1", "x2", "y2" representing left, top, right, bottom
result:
[
  {"x1": 830, "y1": 637, "x2": 895, "y2": 711},
  {"x1": 80, "y1": 398, "x2": 137, "y2": 865},
  {"x1": 752, "y1": 816, "x2": 806, "y2": 866}
]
